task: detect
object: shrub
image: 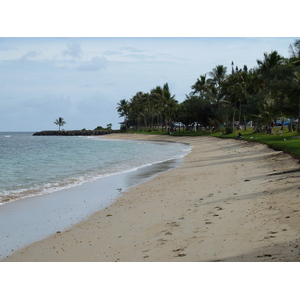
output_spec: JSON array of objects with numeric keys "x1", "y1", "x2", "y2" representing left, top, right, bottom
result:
[
  {"x1": 120, "y1": 125, "x2": 126, "y2": 132},
  {"x1": 225, "y1": 126, "x2": 233, "y2": 134}
]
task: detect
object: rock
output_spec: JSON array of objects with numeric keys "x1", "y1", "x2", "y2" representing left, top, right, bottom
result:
[{"x1": 33, "y1": 130, "x2": 120, "y2": 136}]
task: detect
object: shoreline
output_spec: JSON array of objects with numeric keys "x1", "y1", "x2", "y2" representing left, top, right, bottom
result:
[
  {"x1": 3, "y1": 134, "x2": 300, "y2": 262},
  {"x1": 0, "y1": 137, "x2": 187, "y2": 259}
]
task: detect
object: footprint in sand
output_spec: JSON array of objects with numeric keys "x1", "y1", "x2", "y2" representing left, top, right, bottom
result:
[
  {"x1": 214, "y1": 206, "x2": 223, "y2": 211},
  {"x1": 157, "y1": 238, "x2": 168, "y2": 245},
  {"x1": 172, "y1": 248, "x2": 185, "y2": 252},
  {"x1": 256, "y1": 254, "x2": 272, "y2": 258},
  {"x1": 264, "y1": 235, "x2": 276, "y2": 239},
  {"x1": 167, "y1": 222, "x2": 179, "y2": 227}
]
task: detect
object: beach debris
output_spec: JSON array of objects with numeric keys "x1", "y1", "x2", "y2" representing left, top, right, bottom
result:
[
  {"x1": 175, "y1": 253, "x2": 187, "y2": 257},
  {"x1": 167, "y1": 221, "x2": 179, "y2": 227},
  {"x1": 244, "y1": 179, "x2": 250, "y2": 182},
  {"x1": 117, "y1": 186, "x2": 123, "y2": 192},
  {"x1": 256, "y1": 254, "x2": 272, "y2": 258},
  {"x1": 56, "y1": 231, "x2": 61, "y2": 234},
  {"x1": 106, "y1": 214, "x2": 112, "y2": 217}
]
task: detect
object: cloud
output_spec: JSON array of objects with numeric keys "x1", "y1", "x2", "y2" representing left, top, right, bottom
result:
[
  {"x1": 0, "y1": 93, "x2": 75, "y2": 131},
  {"x1": 20, "y1": 50, "x2": 41, "y2": 61},
  {"x1": 120, "y1": 47, "x2": 145, "y2": 53},
  {"x1": 23, "y1": 94, "x2": 72, "y2": 113},
  {"x1": 103, "y1": 50, "x2": 123, "y2": 56},
  {"x1": 123, "y1": 53, "x2": 155, "y2": 60},
  {"x1": 63, "y1": 41, "x2": 83, "y2": 59},
  {"x1": 77, "y1": 56, "x2": 108, "y2": 71},
  {"x1": 0, "y1": 44, "x2": 18, "y2": 51}
]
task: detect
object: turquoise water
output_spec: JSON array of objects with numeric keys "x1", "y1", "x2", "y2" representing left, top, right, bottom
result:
[
  {"x1": 0, "y1": 132, "x2": 190, "y2": 204},
  {"x1": 0, "y1": 132, "x2": 191, "y2": 258}
]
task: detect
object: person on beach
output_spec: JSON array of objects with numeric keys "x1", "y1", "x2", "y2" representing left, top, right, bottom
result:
[{"x1": 235, "y1": 132, "x2": 242, "y2": 140}]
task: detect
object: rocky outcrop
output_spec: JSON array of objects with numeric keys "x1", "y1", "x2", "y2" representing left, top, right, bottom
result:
[{"x1": 33, "y1": 130, "x2": 119, "y2": 136}]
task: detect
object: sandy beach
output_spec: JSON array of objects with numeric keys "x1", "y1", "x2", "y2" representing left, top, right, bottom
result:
[{"x1": 3, "y1": 133, "x2": 300, "y2": 262}]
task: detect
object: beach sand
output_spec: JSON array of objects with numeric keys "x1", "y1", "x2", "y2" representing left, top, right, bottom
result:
[{"x1": 3, "y1": 134, "x2": 300, "y2": 262}]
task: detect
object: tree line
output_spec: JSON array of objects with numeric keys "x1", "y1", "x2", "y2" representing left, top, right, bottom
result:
[{"x1": 117, "y1": 39, "x2": 300, "y2": 133}]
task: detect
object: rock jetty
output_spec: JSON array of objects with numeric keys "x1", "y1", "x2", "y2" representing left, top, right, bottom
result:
[{"x1": 33, "y1": 130, "x2": 119, "y2": 136}]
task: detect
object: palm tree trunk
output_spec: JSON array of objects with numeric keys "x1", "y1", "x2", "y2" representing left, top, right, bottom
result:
[
  {"x1": 238, "y1": 102, "x2": 242, "y2": 126},
  {"x1": 232, "y1": 98, "x2": 237, "y2": 131}
]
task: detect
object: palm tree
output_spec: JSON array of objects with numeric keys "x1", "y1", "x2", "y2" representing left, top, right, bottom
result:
[
  {"x1": 206, "y1": 65, "x2": 227, "y2": 130},
  {"x1": 288, "y1": 39, "x2": 300, "y2": 66},
  {"x1": 255, "y1": 51, "x2": 285, "y2": 128},
  {"x1": 149, "y1": 83, "x2": 178, "y2": 132},
  {"x1": 54, "y1": 117, "x2": 66, "y2": 131},
  {"x1": 287, "y1": 71, "x2": 300, "y2": 132},
  {"x1": 256, "y1": 51, "x2": 284, "y2": 74},
  {"x1": 191, "y1": 74, "x2": 208, "y2": 95},
  {"x1": 208, "y1": 65, "x2": 227, "y2": 106},
  {"x1": 117, "y1": 99, "x2": 130, "y2": 130}
]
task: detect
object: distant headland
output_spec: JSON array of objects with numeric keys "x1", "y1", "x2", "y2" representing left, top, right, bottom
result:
[{"x1": 33, "y1": 130, "x2": 120, "y2": 136}]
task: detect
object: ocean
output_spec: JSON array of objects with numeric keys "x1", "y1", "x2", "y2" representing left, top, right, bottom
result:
[{"x1": 0, "y1": 132, "x2": 191, "y2": 258}]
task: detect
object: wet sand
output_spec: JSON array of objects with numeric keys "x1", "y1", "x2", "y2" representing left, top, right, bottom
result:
[{"x1": 3, "y1": 134, "x2": 300, "y2": 262}]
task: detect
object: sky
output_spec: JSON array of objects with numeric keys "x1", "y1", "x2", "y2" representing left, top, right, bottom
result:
[
  {"x1": 0, "y1": 1, "x2": 299, "y2": 132},
  {"x1": 1, "y1": 37, "x2": 298, "y2": 132}
]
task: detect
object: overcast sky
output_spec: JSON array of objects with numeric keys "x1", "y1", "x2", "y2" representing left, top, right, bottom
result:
[
  {"x1": 1, "y1": 1, "x2": 299, "y2": 131},
  {"x1": 1, "y1": 37, "x2": 299, "y2": 131}
]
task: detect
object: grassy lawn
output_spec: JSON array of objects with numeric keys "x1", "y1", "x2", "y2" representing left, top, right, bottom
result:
[
  {"x1": 213, "y1": 127, "x2": 300, "y2": 161},
  {"x1": 124, "y1": 127, "x2": 300, "y2": 161}
]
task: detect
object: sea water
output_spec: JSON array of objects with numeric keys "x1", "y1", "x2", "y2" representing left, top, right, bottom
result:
[
  {"x1": 0, "y1": 132, "x2": 190, "y2": 204},
  {"x1": 0, "y1": 132, "x2": 191, "y2": 258}
]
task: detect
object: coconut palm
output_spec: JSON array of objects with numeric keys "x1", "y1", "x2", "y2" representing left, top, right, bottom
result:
[
  {"x1": 54, "y1": 117, "x2": 66, "y2": 131},
  {"x1": 288, "y1": 39, "x2": 300, "y2": 66},
  {"x1": 191, "y1": 74, "x2": 208, "y2": 95},
  {"x1": 208, "y1": 65, "x2": 227, "y2": 105},
  {"x1": 257, "y1": 51, "x2": 284, "y2": 74},
  {"x1": 287, "y1": 71, "x2": 300, "y2": 132},
  {"x1": 117, "y1": 99, "x2": 130, "y2": 130},
  {"x1": 255, "y1": 51, "x2": 286, "y2": 129}
]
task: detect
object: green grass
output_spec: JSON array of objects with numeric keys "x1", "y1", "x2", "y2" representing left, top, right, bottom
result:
[
  {"x1": 214, "y1": 128, "x2": 300, "y2": 161},
  {"x1": 124, "y1": 127, "x2": 300, "y2": 161}
]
